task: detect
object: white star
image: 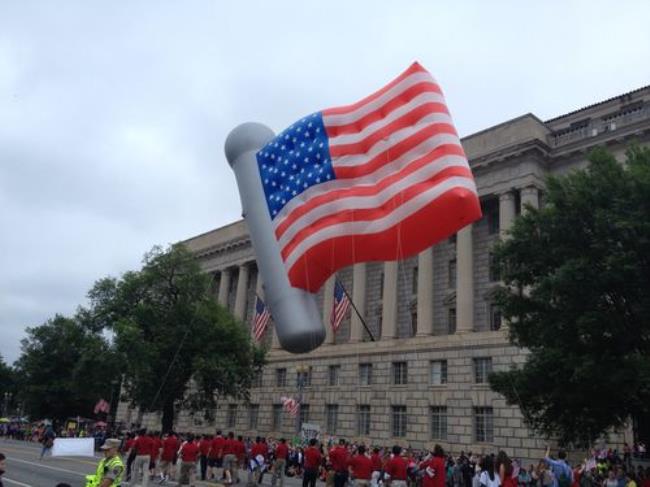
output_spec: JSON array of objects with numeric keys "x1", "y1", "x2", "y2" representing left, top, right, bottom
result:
[
  {"x1": 308, "y1": 122, "x2": 312, "y2": 128},
  {"x1": 316, "y1": 178, "x2": 321, "y2": 183},
  {"x1": 316, "y1": 153, "x2": 320, "y2": 159},
  {"x1": 284, "y1": 135, "x2": 289, "y2": 140},
  {"x1": 304, "y1": 157, "x2": 309, "y2": 163},
  {"x1": 319, "y1": 143, "x2": 324, "y2": 148},
  {"x1": 282, "y1": 199, "x2": 286, "y2": 204},
  {"x1": 289, "y1": 175, "x2": 294, "y2": 180},
  {"x1": 303, "y1": 183, "x2": 308, "y2": 188},
  {"x1": 296, "y1": 151, "x2": 301, "y2": 157},
  {"x1": 308, "y1": 147, "x2": 312, "y2": 152},
  {"x1": 292, "y1": 137, "x2": 297, "y2": 143},
  {"x1": 300, "y1": 168, "x2": 305, "y2": 174},
  {"x1": 292, "y1": 164, "x2": 297, "y2": 169},
  {"x1": 274, "y1": 143, "x2": 278, "y2": 147},
  {"x1": 270, "y1": 154, "x2": 275, "y2": 159},
  {"x1": 304, "y1": 131, "x2": 310, "y2": 137},
  {"x1": 308, "y1": 172, "x2": 313, "y2": 178},
  {"x1": 326, "y1": 174, "x2": 331, "y2": 179},
  {"x1": 300, "y1": 142, "x2": 305, "y2": 148},
  {"x1": 292, "y1": 190, "x2": 297, "y2": 196},
  {"x1": 281, "y1": 145, "x2": 286, "y2": 150},
  {"x1": 271, "y1": 181, "x2": 276, "y2": 186},
  {"x1": 316, "y1": 127, "x2": 320, "y2": 133},
  {"x1": 281, "y1": 171, "x2": 286, "y2": 176},
  {"x1": 296, "y1": 127, "x2": 301, "y2": 132}
]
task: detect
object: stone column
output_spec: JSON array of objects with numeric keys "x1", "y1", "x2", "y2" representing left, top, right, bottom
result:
[
  {"x1": 520, "y1": 186, "x2": 540, "y2": 212},
  {"x1": 234, "y1": 264, "x2": 249, "y2": 320},
  {"x1": 349, "y1": 264, "x2": 367, "y2": 343},
  {"x1": 381, "y1": 261, "x2": 398, "y2": 339},
  {"x1": 456, "y1": 225, "x2": 474, "y2": 333},
  {"x1": 323, "y1": 275, "x2": 336, "y2": 344},
  {"x1": 499, "y1": 191, "x2": 517, "y2": 237},
  {"x1": 416, "y1": 248, "x2": 434, "y2": 336},
  {"x1": 217, "y1": 268, "x2": 231, "y2": 307}
]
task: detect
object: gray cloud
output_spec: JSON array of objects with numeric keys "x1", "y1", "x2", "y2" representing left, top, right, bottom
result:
[{"x1": 1, "y1": 0, "x2": 649, "y2": 363}]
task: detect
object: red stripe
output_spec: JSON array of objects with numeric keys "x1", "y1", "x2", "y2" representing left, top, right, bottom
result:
[
  {"x1": 274, "y1": 144, "x2": 466, "y2": 241},
  {"x1": 334, "y1": 125, "x2": 462, "y2": 179},
  {"x1": 286, "y1": 187, "x2": 482, "y2": 292},
  {"x1": 324, "y1": 82, "x2": 442, "y2": 137},
  {"x1": 280, "y1": 167, "x2": 473, "y2": 261},
  {"x1": 322, "y1": 62, "x2": 428, "y2": 117},
  {"x1": 329, "y1": 105, "x2": 453, "y2": 157}
]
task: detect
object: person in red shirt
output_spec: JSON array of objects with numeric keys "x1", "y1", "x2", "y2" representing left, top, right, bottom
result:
[
  {"x1": 198, "y1": 434, "x2": 212, "y2": 481},
  {"x1": 330, "y1": 439, "x2": 351, "y2": 487},
  {"x1": 209, "y1": 431, "x2": 225, "y2": 480},
  {"x1": 385, "y1": 446, "x2": 408, "y2": 487},
  {"x1": 158, "y1": 432, "x2": 179, "y2": 483},
  {"x1": 222, "y1": 432, "x2": 237, "y2": 484},
  {"x1": 349, "y1": 445, "x2": 373, "y2": 486},
  {"x1": 249, "y1": 437, "x2": 266, "y2": 484},
  {"x1": 272, "y1": 438, "x2": 289, "y2": 487},
  {"x1": 132, "y1": 428, "x2": 153, "y2": 487},
  {"x1": 150, "y1": 432, "x2": 162, "y2": 477},
  {"x1": 303, "y1": 439, "x2": 322, "y2": 487},
  {"x1": 420, "y1": 444, "x2": 446, "y2": 487},
  {"x1": 370, "y1": 447, "x2": 384, "y2": 487},
  {"x1": 178, "y1": 434, "x2": 199, "y2": 486}
]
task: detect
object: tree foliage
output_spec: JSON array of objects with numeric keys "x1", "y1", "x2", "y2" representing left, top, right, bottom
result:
[
  {"x1": 489, "y1": 145, "x2": 650, "y2": 446},
  {"x1": 86, "y1": 244, "x2": 266, "y2": 432},
  {"x1": 14, "y1": 315, "x2": 119, "y2": 421},
  {"x1": 0, "y1": 355, "x2": 17, "y2": 414}
]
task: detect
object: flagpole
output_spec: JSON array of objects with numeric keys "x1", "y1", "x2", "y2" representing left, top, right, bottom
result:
[{"x1": 337, "y1": 280, "x2": 376, "y2": 342}]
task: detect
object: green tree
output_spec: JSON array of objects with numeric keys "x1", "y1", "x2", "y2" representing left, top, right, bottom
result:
[
  {"x1": 14, "y1": 315, "x2": 119, "y2": 421},
  {"x1": 489, "y1": 145, "x2": 650, "y2": 446},
  {"x1": 0, "y1": 355, "x2": 17, "y2": 416},
  {"x1": 86, "y1": 244, "x2": 265, "y2": 432}
]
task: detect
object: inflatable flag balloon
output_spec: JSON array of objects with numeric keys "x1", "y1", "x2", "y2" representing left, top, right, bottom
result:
[{"x1": 225, "y1": 62, "x2": 481, "y2": 354}]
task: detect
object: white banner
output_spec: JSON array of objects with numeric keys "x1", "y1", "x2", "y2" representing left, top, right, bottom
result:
[{"x1": 51, "y1": 438, "x2": 96, "y2": 457}]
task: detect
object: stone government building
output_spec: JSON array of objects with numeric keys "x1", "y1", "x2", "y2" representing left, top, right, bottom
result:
[{"x1": 117, "y1": 86, "x2": 650, "y2": 461}]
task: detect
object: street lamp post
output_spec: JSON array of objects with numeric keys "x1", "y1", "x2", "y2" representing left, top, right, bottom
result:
[{"x1": 295, "y1": 365, "x2": 308, "y2": 435}]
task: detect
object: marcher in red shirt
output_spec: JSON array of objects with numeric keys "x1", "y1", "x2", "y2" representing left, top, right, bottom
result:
[
  {"x1": 209, "y1": 431, "x2": 225, "y2": 480},
  {"x1": 330, "y1": 439, "x2": 351, "y2": 487},
  {"x1": 198, "y1": 434, "x2": 212, "y2": 481},
  {"x1": 271, "y1": 438, "x2": 289, "y2": 487},
  {"x1": 420, "y1": 444, "x2": 446, "y2": 487},
  {"x1": 150, "y1": 433, "x2": 162, "y2": 473},
  {"x1": 385, "y1": 446, "x2": 408, "y2": 485},
  {"x1": 349, "y1": 445, "x2": 373, "y2": 486},
  {"x1": 303, "y1": 439, "x2": 322, "y2": 487},
  {"x1": 179, "y1": 434, "x2": 199, "y2": 486},
  {"x1": 249, "y1": 437, "x2": 267, "y2": 485},
  {"x1": 132, "y1": 429, "x2": 153, "y2": 486},
  {"x1": 158, "y1": 432, "x2": 178, "y2": 483}
]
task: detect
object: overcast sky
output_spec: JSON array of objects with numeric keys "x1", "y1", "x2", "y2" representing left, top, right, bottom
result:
[{"x1": 1, "y1": 1, "x2": 649, "y2": 364}]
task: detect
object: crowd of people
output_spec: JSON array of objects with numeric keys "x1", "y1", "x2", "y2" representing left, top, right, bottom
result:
[{"x1": 102, "y1": 428, "x2": 650, "y2": 487}]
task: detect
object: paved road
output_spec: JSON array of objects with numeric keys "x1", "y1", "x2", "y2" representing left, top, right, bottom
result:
[{"x1": 0, "y1": 439, "x2": 317, "y2": 487}]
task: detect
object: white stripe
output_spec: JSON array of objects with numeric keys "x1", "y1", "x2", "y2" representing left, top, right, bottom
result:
[
  {"x1": 328, "y1": 93, "x2": 448, "y2": 147},
  {"x1": 333, "y1": 125, "x2": 459, "y2": 168},
  {"x1": 284, "y1": 177, "x2": 478, "y2": 271},
  {"x1": 323, "y1": 71, "x2": 436, "y2": 127},
  {"x1": 4, "y1": 478, "x2": 33, "y2": 487},
  {"x1": 272, "y1": 125, "x2": 463, "y2": 231},
  {"x1": 277, "y1": 155, "x2": 469, "y2": 250},
  {"x1": 5, "y1": 457, "x2": 86, "y2": 476}
]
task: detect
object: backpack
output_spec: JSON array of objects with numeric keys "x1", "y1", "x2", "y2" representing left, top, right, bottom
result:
[{"x1": 558, "y1": 466, "x2": 572, "y2": 487}]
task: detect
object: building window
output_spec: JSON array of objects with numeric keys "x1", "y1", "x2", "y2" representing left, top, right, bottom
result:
[
  {"x1": 448, "y1": 259, "x2": 457, "y2": 289},
  {"x1": 392, "y1": 361, "x2": 408, "y2": 385},
  {"x1": 359, "y1": 363, "x2": 372, "y2": 386},
  {"x1": 410, "y1": 307, "x2": 418, "y2": 337},
  {"x1": 248, "y1": 404, "x2": 259, "y2": 430},
  {"x1": 431, "y1": 406, "x2": 448, "y2": 440},
  {"x1": 448, "y1": 308, "x2": 457, "y2": 334},
  {"x1": 486, "y1": 200, "x2": 500, "y2": 235},
  {"x1": 489, "y1": 304, "x2": 502, "y2": 331},
  {"x1": 326, "y1": 404, "x2": 339, "y2": 434},
  {"x1": 276, "y1": 368, "x2": 287, "y2": 387},
  {"x1": 299, "y1": 404, "x2": 310, "y2": 427},
  {"x1": 430, "y1": 360, "x2": 448, "y2": 385},
  {"x1": 489, "y1": 252, "x2": 501, "y2": 282},
  {"x1": 357, "y1": 405, "x2": 371, "y2": 436},
  {"x1": 296, "y1": 367, "x2": 312, "y2": 387},
  {"x1": 328, "y1": 365, "x2": 340, "y2": 386},
  {"x1": 474, "y1": 407, "x2": 494, "y2": 442},
  {"x1": 412, "y1": 266, "x2": 418, "y2": 295},
  {"x1": 272, "y1": 404, "x2": 283, "y2": 431},
  {"x1": 380, "y1": 271, "x2": 385, "y2": 298},
  {"x1": 474, "y1": 357, "x2": 493, "y2": 383},
  {"x1": 227, "y1": 404, "x2": 237, "y2": 428},
  {"x1": 449, "y1": 233, "x2": 457, "y2": 245},
  {"x1": 391, "y1": 406, "x2": 407, "y2": 437}
]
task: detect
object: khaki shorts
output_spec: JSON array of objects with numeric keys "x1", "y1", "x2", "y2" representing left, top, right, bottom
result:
[{"x1": 179, "y1": 461, "x2": 195, "y2": 485}]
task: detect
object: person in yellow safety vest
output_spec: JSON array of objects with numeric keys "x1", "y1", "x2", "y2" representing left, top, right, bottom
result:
[{"x1": 85, "y1": 438, "x2": 125, "y2": 487}]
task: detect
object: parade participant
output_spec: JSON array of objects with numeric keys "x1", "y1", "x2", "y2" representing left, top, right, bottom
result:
[
  {"x1": 209, "y1": 430, "x2": 225, "y2": 480},
  {"x1": 40, "y1": 424, "x2": 56, "y2": 460},
  {"x1": 223, "y1": 432, "x2": 238, "y2": 485},
  {"x1": 249, "y1": 437, "x2": 266, "y2": 485},
  {"x1": 349, "y1": 445, "x2": 373, "y2": 487},
  {"x1": 370, "y1": 447, "x2": 383, "y2": 487},
  {"x1": 150, "y1": 432, "x2": 162, "y2": 479},
  {"x1": 271, "y1": 438, "x2": 289, "y2": 487},
  {"x1": 303, "y1": 439, "x2": 321, "y2": 487},
  {"x1": 158, "y1": 431, "x2": 179, "y2": 483},
  {"x1": 85, "y1": 438, "x2": 125, "y2": 487},
  {"x1": 420, "y1": 445, "x2": 446, "y2": 487},
  {"x1": 198, "y1": 434, "x2": 212, "y2": 481},
  {"x1": 330, "y1": 439, "x2": 350, "y2": 487},
  {"x1": 235, "y1": 435, "x2": 247, "y2": 482},
  {"x1": 178, "y1": 434, "x2": 199, "y2": 487},
  {"x1": 385, "y1": 446, "x2": 408, "y2": 487},
  {"x1": 544, "y1": 447, "x2": 573, "y2": 487},
  {"x1": 132, "y1": 428, "x2": 153, "y2": 487}
]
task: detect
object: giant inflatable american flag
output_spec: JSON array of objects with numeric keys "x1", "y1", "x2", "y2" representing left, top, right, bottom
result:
[{"x1": 256, "y1": 62, "x2": 481, "y2": 292}]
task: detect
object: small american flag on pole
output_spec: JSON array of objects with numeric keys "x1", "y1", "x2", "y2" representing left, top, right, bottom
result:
[
  {"x1": 281, "y1": 396, "x2": 300, "y2": 417},
  {"x1": 256, "y1": 62, "x2": 481, "y2": 292},
  {"x1": 252, "y1": 295, "x2": 271, "y2": 342},
  {"x1": 331, "y1": 280, "x2": 350, "y2": 333}
]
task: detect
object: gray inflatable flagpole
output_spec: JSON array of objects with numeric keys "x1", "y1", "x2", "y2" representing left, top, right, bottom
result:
[{"x1": 225, "y1": 122, "x2": 326, "y2": 354}]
